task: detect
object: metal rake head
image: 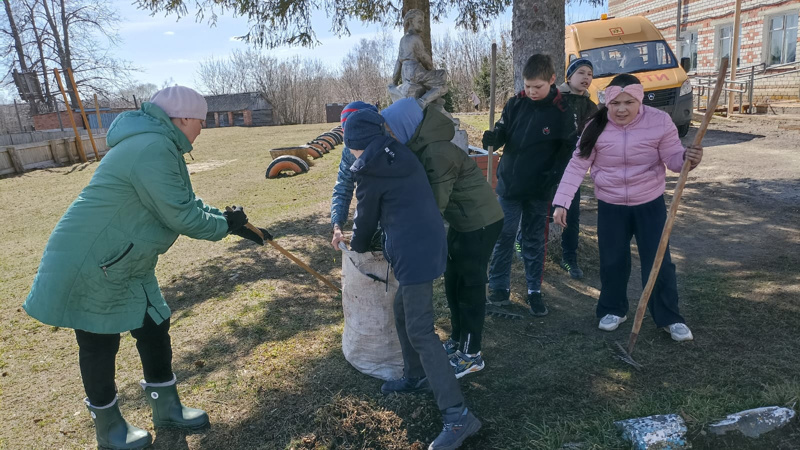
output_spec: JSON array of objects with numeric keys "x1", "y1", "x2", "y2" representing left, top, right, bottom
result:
[
  {"x1": 485, "y1": 306, "x2": 524, "y2": 320},
  {"x1": 614, "y1": 341, "x2": 643, "y2": 371}
]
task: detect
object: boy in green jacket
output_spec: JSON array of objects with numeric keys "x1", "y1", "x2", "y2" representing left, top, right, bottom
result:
[
  {"x1": 23, "y1": 86, "x2": 267, "y2": 450},
  {"x1": 382, "y1": 98, "x2": 504, "y2": 379}
]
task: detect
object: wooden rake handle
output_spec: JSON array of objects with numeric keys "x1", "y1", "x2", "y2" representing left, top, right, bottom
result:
[
  {"x1": 225, "y1": 207, "x2": 341, "y2": 293},
  {"x1": 626, "y1": 57, "x2": 729, "y2": 355}
]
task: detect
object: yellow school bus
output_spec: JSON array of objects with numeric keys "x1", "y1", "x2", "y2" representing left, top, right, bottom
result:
[{"x1": 565, "y1": 15, "x2": 693, "y2": 136}]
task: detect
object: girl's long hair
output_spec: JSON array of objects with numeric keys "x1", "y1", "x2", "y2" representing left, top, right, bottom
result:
[{"x1": 578, "y1": 74, "x2": 642, "y2": 158}]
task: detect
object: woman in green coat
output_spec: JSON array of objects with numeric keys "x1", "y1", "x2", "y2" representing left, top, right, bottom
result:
[{"x1": 23, "y1": 86, "x2": 266, "y2": 450}]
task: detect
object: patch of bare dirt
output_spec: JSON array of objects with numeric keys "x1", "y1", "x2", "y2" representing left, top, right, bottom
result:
[{"x1": 186, "y1": 159, "x2": 236, "y2": 173}]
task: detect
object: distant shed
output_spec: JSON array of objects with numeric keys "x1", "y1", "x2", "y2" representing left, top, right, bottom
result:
[
  {"x1": 325, "y1": 103, "x2": 347, "y2": 123},
  {"x1": 204, "y1": 92, "x2": 274, "y2": 128}
]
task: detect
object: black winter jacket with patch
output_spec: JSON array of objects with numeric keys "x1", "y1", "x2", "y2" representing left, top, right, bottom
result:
[{"x1": 491, "y1": 86, "x2": 578, "y2": 200}]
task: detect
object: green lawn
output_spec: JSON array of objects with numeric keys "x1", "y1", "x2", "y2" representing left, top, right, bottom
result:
[{"x1": 1, "y1": 122, "x2": 798, "y2": 449}]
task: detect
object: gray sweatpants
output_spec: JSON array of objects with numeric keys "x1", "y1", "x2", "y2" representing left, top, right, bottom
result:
[{"x1": 394, "y1": 281, "x2": 465, "y2": 411}]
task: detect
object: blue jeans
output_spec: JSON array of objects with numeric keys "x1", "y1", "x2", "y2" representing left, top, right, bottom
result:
[
  {"x1": 515, "y1": 186, "x2": 580, "y2": 261},
  {"x1": 489, "y1": 196, "x2": 550, "y2": 292}
]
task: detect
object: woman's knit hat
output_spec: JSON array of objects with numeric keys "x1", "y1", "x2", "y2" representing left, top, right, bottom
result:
[{"x1": 149, "y1": 86, "x2": 208, "y2": 120}]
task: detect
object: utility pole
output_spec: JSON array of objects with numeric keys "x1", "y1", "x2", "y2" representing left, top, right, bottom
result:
[
  {"x1": 56, "y1": 98, "x2": 65, "y2": 131},
  {"x1": 13, "y1": 99, "x2": 24, "y2": 131},
  {"x1": 728, "y1": 0, "x2": 742, "y2": 116},
  {"x1": 675, "y1": 0, "x2": 682, "y2": 48},
  {"x1": 94, "y1": 94, "x2": 103, "y2": 129},
  {"x1": 4, "y1": 0, "x2": 39, "y2": 115}
]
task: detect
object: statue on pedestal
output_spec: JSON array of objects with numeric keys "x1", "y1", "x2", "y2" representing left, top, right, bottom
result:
[{"x1": 388, "y1": 9, "x2": 448, "y2": 109}]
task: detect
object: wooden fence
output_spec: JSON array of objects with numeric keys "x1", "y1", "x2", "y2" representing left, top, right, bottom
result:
[
  {"x1": 0, "y1": 134, "x2": 109, "y2": 176},
  {"x1": 0, "y1": 128, "x2": 108, "y2": 147}
]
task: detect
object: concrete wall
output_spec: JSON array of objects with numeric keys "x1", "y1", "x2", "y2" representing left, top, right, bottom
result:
[
  {"x1": 0, "y1": 134, "x2": 109, "y2": 176},
  {"x1": 754, "y1": 69, "x2": 800, "y2": 102}
]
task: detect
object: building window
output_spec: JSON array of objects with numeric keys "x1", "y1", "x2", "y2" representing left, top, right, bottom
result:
[
  {"x1": 719, "y1": 25, "x2": 733, "y2": 64},
  {"x1": 679, "y1": 30, "x2": 698, "y2": 72},
  {"x1": 717, "y1": 24, "x2": 742, "y2": 68},
  {"x1": 768, "y1": 13, "x2": 798, "y2": 65}
]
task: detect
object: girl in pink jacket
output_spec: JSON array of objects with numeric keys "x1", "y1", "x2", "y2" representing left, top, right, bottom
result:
[{"x1": 552, "y1": 74, "x2": 702, "y2": 342}]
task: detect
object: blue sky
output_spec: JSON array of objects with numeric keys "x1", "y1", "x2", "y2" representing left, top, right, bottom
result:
[{"x1": 114, "y1": 1, "x2": 607, "y2": 89}]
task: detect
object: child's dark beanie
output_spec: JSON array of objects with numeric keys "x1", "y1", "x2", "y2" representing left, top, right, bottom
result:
[{"x1": 344, "y1": 109, "x2": 386, "y2": 150}]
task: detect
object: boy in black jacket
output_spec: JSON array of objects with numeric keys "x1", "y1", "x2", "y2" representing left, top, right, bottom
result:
[
  {"x1": 343, "y1": 109, "x2": 481, "y2": 450},
  {"x1": 482, "y1": 54, "x2": 577, "y2": 316}
]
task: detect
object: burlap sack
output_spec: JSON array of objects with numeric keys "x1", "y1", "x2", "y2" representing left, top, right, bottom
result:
[{"x1": 340, "y1": 249, "x2": 403, "y2": 381}]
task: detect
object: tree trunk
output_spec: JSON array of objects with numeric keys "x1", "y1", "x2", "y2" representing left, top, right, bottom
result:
[
  {"x1": 42, "y1": 0, "x2": 78, "y2": 108},
  {"x1": 4, "y1": 0, "x2": 40, "y2": 114},
  {"x1": 28, "y1": 1, "x2": 55, "y2": 111},
  {"x1": 402, "y1": 0, "x2": 432, "y2": 59},
  {"x1": 512, "y1": 0, "x2": 565, "y2": 92}
]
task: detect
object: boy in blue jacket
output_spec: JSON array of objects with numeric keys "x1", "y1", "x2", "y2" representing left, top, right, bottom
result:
[
  {"x1": 343, "y1": 109, "x2": 481, "y2": 450},
  {"x1": 330, "y1": 101, "x2": 378, "y2": 249}
]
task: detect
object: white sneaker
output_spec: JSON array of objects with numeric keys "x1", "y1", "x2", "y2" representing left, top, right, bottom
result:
[
  {"x1": 666, "y1": 323, "x2": 694, "y2": 341},
  {"x1": 598, "y1": 314, "x2": 627, "y2": 331}
]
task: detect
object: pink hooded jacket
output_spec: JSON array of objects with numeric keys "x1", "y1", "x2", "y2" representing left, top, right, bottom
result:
[{"x1": 552, "y1": 105, "x2": 685, "y2": 208}]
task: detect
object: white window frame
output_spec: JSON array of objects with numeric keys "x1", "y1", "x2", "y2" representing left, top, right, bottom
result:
[
  {"x1": 715, "y1": 23, "x2": 741, "y2": 68},
  {"x1": 765, "y1": 10, "x2": 799, "y2": 66},
  {"x1": 679, "y1": 29, "x2": 699, "y2": 73}
]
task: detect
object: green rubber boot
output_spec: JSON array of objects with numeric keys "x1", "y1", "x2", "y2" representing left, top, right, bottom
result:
[
  {"x1": 85, "y1": 397, "x2": 152, "y2": 450},
  {"x1": 140, "y1": 374, "x2": 209, "y2": 430}
]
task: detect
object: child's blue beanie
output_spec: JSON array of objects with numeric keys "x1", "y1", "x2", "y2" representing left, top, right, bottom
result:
[
  {"x1": 566, "y1": 58, "x2": 593, "y2": 81},
  {"x1": 343, "y1": 109, "x2": 386, "y2": 150},
  {"x1": 341, "y1": 101, "x2": 378, "y2": 125},
  {"x1": 380, "y1": 98, "x2": 423, "y2": 145}
]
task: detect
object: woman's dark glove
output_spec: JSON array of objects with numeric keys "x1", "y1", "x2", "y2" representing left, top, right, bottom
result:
[
  {"x1": 223, "y1": 205, "x2": 248, "y2": 232},
  {"x1": 232, "y1": 227, "x2": 272, "y2": 246}
]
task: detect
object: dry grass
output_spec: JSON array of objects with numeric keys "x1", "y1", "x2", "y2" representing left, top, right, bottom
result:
[{"x1": 1, "y1": 119, "x2": 799, "y2": 449}]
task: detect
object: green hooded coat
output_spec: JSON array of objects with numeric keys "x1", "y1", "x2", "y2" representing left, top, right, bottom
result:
[
  {"x1": 406, "y1": 107, "x2": 503, "y2": 233},
  {"x1": 23, "y1": 102, "x2": 229, "y2": 334}
]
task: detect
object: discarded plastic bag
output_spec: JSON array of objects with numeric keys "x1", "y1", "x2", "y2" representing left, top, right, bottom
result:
[{"x1": 340, "y1": 247, "x2": 403, "y2": 381}]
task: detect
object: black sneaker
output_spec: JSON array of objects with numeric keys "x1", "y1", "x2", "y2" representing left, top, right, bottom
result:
[
  {"x1": 381, "y1": 376, "x2": 430, "y2": 395},
  {"x1": 527, "y1": 292, "x2": 548, "y2": 316},
  {"x1": 429, "y1": 406, "x2": 482, "y2": 450},
  {"x1": 560, "y1": 259, "x2": 584, "y2": 279},
  {"x1": 443, "y1": 338, "x2": 459, "y2": 356},
  {"x1": 487, "y1": 289, "x2": 511, "y2": 306}
]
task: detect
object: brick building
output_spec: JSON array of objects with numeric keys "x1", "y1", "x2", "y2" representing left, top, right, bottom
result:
[
  {"x1": 32, "y1": 109, "x2": 85, "y2": 131},
  {"x1": 609, "y1": 0, "x2": 800, "y2": 103}
]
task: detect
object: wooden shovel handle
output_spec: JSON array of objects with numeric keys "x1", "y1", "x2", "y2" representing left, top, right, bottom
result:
[
  {"x1": 265, "y1": 238, "x2": 341, "y2": 293},
  {"x1": 225, "y1": 207, "x2": 341, "y2": 293},
  {"x1": 627, "y1": 58, "x2": 729, "y2": 354}
]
